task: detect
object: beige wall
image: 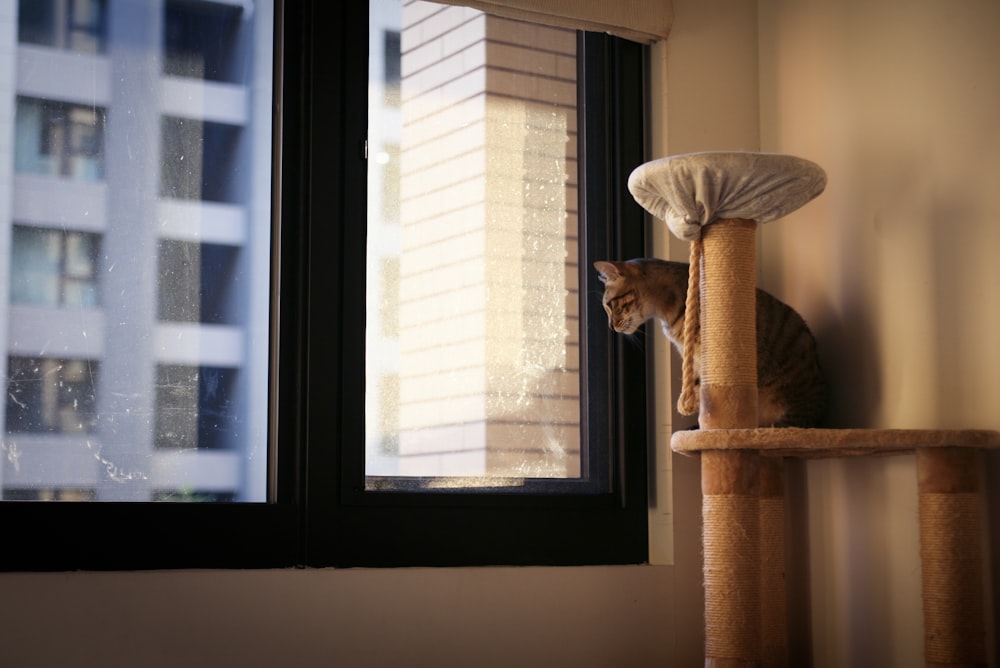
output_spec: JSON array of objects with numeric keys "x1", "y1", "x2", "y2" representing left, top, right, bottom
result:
[
  {"x1": 0, "y1": 567, "x2": 673, "y2": 667},
  {"x1": 661, "y1": 0, "x2": 1000, "y2": 664},
  {"x1": 756, "y1": 0, "x2": 1000, "y2": 665},
  {"x1": 5, "y1": 1, "x2": 999, "y2": 666}
]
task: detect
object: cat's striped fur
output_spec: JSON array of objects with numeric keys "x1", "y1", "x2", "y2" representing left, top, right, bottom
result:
[{"x1": 595, "y1": 258, "x2": 827, "y2": 428}]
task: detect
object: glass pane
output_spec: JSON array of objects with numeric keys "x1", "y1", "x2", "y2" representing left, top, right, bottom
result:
[
  {"x1": 14, "y1": 97, "x2": 106, "y2": 179},
  {"x1": 10, "y1": 227, "x2": 61, "y2": 305},
  {"x1": 6, "y1": 357, "x2": 99, "y2": 433},
  {"x1": 11, "y1": 226, "x2": 100, "y2": 307},
  {"x1": 1, "y1": 1, "x2": 273, "y2": 501},
  {"x1": 366, "y1": 0, "x2": 581, "y2": 485},
  {"x1": 18, "y1": 0, "x2": 107, "y2": 54}
]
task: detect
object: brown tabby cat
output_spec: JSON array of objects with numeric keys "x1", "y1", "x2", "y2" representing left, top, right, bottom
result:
[{"x1": 594, "y1": 258, "x2": 827, "y2": 428}]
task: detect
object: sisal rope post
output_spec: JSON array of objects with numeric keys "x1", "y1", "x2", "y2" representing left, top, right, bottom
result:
[
  {"x1": 916, "y1": 447, "x2": 987, "y2": 667},
  {"x1": 699, "y1": 219, "x2": 758, "y2": 429},
  {"x1": 699, "y1": 218, "x2": 763, "y2": 667},
  {"x1": 759, "y1": 457, "x2": 788, "y2": 668}
]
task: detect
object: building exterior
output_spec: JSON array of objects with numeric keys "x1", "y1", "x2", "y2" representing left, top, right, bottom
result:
[
  {"x1": 366, "y1": 1, "x2": 581, "y2": 480},
  {"x1": 0, "y1": 0, "x2": 273, "y2": 501}
]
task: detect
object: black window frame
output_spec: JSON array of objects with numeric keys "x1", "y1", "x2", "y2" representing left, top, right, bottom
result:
[{"x1": 0, "y1": 0, "x2": 650, "y2": 572}]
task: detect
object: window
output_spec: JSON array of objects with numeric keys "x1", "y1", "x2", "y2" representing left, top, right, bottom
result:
[
  {"x1": 15, "y1": 97, "x2": 106, "y2": 180},
  {"x1": 155, "y1": 364, "x2": 238, "y2": 450},
  {"x1": 0, "y1": 0, "x2": 648, "y2": 571},
  {"x1": 6, "y1": 357, "x2": 99, "y2": 434},
  {"x1": 3, "y1": 0, "x2": 269, "y2": 510},
  {"x1": 367, "y1": 2, "x2": 587, "y2": 485},
  {"x1": 306, "y1": 0, "x2": 649, "y2": 567},
  {"x1": 5, "y1": 488, "x2": 95, "y2": 501},
  {"x1": 158, "y1": 240, "x2": 240, "y2": 324},
  {"x1": 10, "y1": 226, "x2": 100, "y2": 308},
  {"x1": 160, "y1": 117, "x2": 243, "y2": 202},
  {"x1": 383, "y1": 30, "x2": 401, "y2": 107},
  {"x1": 152, "y1": 489, "x2": 235, "y2": 502},
  {"x1": 163, "y1": 0, "x2": 245, "y2": 82},
  {"x1": 18, "y1": 0, "x2": 107, "y2": 54}
]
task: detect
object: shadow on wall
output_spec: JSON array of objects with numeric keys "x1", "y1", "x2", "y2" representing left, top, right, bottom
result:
[{"x1": 812, "y1": 302, "x2": 880, "y2": 429}]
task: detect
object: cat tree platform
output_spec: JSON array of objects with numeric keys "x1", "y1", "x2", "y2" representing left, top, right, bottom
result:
[
  {"x1": 672, "y1": 426, "x2": 1000, "y2": 458},
  {"x1": 628, "y1": 151, "x2": 1000, "y2": 668}
]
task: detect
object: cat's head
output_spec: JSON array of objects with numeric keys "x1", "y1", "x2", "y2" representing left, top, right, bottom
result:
[{"x1": 594, "y1": 260, "x2": 645, "y2": 335}]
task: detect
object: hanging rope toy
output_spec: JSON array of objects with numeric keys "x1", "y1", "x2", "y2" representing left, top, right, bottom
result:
[{"x1": 678, "y1": 235, "x2": 701, "y2": 417}]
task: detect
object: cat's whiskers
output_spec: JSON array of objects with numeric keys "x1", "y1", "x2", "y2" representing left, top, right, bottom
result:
[{"x1": 622, "y1": 328, "x2": 645, "y2": 352}]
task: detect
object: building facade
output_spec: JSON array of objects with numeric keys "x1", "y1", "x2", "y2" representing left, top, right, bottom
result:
[
  {"x1": 367, "y1": 1, "x2": 582, "y2": 480},
  {"x1": 0, "y1": 0, "x2": 273, "y2": 501}
]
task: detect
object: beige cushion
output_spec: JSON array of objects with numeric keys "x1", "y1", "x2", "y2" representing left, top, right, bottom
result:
[{"x1": 627, "y1": 151, "x2": 827, "y2": 240}]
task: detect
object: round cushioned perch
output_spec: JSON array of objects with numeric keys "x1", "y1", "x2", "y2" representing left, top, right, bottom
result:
[
  {"x1": 628, "y1": 151, "x2": 827, "y2": 241},
  {"x1": 629, "y1": 152, "x2": 828, "y2": 419}
]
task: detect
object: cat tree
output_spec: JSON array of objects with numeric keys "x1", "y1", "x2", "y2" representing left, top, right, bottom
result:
[{"x1": 628, "y1": 151, "x2": 1000, "y2": 667}]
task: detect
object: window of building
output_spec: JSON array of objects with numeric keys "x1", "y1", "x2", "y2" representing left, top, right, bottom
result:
[
  {"x1": 15, "y1": 97, "x2": 106, "y2": 180},
  {"x1": 5, "y1": 357, "x2": 99, "y2": 434},
  {"x1": 160, "y1": 117, "x2": 243, "y2": 202},
  {"x1": 18, "y1": 0, "x2": 108, "y2": 54},
  {"x1": 155, "y1": 364, "x2": 238, "y2": 450},
  {"x1": 377, "y1": 142, "x2": 400, "y2": 223},
  {"x1": 10, "y1": 225, "x2": 100, "y2": 308},
  {"x1": 383, "y1": 30, "x2": 401, "y2": 107},
  {"x1": 163, "y1": 0, "x2": 245, "y2": 83},
  {"x1": 152, "y1": 490, "x2": 236, "y2": 502},
  {"x1": 157, "y1": 240, "x2": 240, "y2": 324},
  {"x1": 4, "y1": 488, "x2": 96, "y2": 501}
]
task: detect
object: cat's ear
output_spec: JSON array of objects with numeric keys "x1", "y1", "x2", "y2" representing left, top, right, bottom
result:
[{"x1": 593, "y1": 261, "x2": 620, "y2": 284}]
